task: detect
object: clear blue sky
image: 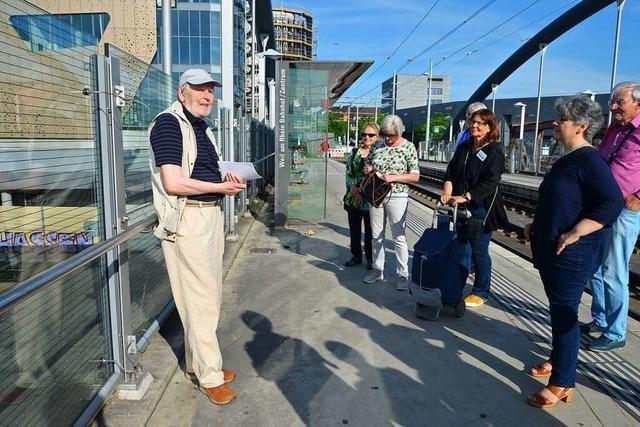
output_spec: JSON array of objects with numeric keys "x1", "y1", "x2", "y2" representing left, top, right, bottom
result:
[{"x1": 278, "y1": 0, "x2": 639, "y2": 106}]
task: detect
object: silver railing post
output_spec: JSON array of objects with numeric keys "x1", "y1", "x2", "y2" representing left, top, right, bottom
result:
[{"x1": 96, "y1": 52, "x2": 151, "y2": 395}]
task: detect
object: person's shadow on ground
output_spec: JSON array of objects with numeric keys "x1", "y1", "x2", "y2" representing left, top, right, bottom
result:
[{"x1": 242, "y1": 310, "x2": 355, "y2": 425}]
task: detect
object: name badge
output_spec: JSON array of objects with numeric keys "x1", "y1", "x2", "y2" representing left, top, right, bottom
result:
[{"x1": 476, "y1": 150, "x2": 487, "y2": 161}]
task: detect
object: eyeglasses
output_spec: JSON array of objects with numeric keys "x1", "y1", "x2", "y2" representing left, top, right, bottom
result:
[
  {"x1": 608, "y1": 98, "x2": 632, "y2": 107},
  {"x1": 362, "y1": 133, "x2": 377, "y2": 138},
  {"x1": 470, "y1": 120, "x2": 488, "y2": 126},
  {"x1": 381, "y1": 133, "x2": 397, "y2": 138}
]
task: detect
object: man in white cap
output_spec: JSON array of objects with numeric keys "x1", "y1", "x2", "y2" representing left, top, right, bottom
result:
[{"x1": 149, "y1": 69, "x2": 245, "y2": 405}]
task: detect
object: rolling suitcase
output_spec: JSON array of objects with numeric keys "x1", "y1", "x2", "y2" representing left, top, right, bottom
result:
[{"x1": 409, "y1": 204, "x2": 467, "y2": 321}]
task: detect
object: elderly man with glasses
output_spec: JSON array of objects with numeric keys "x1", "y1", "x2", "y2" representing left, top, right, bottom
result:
[{"x1": 582, "y1": 81, "x2": 640, "y2": 352}]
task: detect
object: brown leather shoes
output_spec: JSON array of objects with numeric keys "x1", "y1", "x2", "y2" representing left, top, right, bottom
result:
[
  {"x1": 200, "y1": 383, "x2": 237, "y2": 405},
  {"x1": 185, "y1": 368, "x2": 236, "y2": 384}
]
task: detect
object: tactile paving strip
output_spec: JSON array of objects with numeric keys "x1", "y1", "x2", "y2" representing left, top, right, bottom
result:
[{"x1": 491, "y1": 271, "x2": 640, "y2": 422}]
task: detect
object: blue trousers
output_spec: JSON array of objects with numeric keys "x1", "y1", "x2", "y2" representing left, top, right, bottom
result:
[
  {"x1": 590, "y1": 208, "x2": 640, "y2": 342},
  {"x1": 537, "y1": 235, "x2": 605, "y2": 387},
  {"x1": 457, "y1": 209, "x2": 493, "y2": 299}
]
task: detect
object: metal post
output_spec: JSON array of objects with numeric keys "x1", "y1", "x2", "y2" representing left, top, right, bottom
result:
[
  {"x1": 258, "y1": 53, "x2": 266, "y2": 122},
  {"x1": 533, "y1": 44, "x2": 548, "y2": 175},
  {"x1": 392, "y1": 69, "x2": 397, "y2": 115},
  {"x1": 222, "y1": 0, "x2": 236, "y2": 236},
  {"x1": 346, "y1": 104, "x2": 351, "y2": 145},
  {"x1": 268, "y1": 78, "x2": 276, "y2": 128},
  {"x1": 355, "y1": 105, "x2": 360, "y2": 144},
  {"x1": 491, "y1": 83, "x2": 499, "y2": 112},
  {"x1": 608, "y1": 0, "x2": 626, "y2": 125},
  {"x1": 161, "y1": 0, "x2": 172, "y2": 76},
  {"x1": 239, "y1": 115, "x2": 247, "y2": 213},
  {"x1": 251, "y1": 0, "x2": 256, "y2": 118},
  {"x1": 448, "y1": 118, "x2": 453, "y2": 143},
  {"x1": 374, "y1": 97, "x2": 378, "y2": 124},
  {"x1": 425, "y1": 59, "x2": 433, "y2": 161}
]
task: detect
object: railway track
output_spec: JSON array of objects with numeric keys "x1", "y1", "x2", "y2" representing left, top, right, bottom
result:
[{"x1": 411, "y1": 168, "x2": 640, "y2": 320}]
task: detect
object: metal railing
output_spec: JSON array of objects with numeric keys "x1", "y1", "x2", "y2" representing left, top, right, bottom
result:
[{"x1": 0, "y1": 4, "x2": 273, "y2": 423}]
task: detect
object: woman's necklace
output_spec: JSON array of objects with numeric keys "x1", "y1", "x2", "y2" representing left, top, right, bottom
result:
[
  {"x1": 473, "y1": 140, "x2": 489, "y2": 152},
  {"x1": 561, "y1": 141, "x2": 591, "y2": 157}
]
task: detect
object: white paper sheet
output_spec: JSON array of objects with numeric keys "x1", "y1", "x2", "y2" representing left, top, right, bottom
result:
[{"x1": 218, "y1": 161, "x2": 262, "y2": 181}]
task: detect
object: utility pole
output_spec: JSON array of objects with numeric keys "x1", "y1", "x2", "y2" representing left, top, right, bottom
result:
[
  {"x1": 608, "y1": 0, "x2": 626, "y2": 125},
  {"x1": 392, "y1": 70, "x2": 397, "y2": 115},
  {"x1": 355, "y1": 105, "x2": 360, "y2": 144},
  {"x1": 425, "y1": 59, "x2": 433, "y2": 161},
  {"x1": 161, "y1": 0, "x2": 171, "y2": 75},
  {"x1": 533, "y1": 43, "x2": 548, "y2": 175},
  {"x1": 374, "y1": 96, "x2": 379, "y2": 123},
  {"x1": 346, "y1": 104, "x2": 351, "y2": 145}
]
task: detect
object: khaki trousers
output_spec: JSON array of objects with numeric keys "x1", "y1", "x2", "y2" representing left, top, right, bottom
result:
[{"x1": 161, "y1": 204, "x2": 225, "y2": 387}]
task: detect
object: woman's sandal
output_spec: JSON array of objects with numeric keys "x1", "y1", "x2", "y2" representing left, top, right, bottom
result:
[
  {"x1": 527, "y1": 386, "x2": 573, "y2": 408},
  {"x1": 529, "y1": 360, "x2": 552, "y2": 378}
]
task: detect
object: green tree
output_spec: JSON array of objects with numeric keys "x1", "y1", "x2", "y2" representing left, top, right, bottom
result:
[
  {"x1": 328, "y1": 112, "x2": 348, "y2": 142},
  {"x1": 414, "y1": 112, "x2": 452, "y2": 142}
]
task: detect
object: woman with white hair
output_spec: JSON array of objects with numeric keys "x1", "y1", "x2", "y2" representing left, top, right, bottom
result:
[{"x1": 362, "y1": 115, "x2": 420, "y2": 290}]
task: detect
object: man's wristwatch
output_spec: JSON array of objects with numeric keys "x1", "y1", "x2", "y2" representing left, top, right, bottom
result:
[{"x1": 462, "y1": 193, "x2": 470, "y2": 202}]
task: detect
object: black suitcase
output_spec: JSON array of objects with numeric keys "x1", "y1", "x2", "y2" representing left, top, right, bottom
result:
[{"x1": 410, "y1": 204, "x2": 467, "y2": 320}]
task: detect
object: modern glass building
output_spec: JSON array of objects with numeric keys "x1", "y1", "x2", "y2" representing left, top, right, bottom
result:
[{"x1": 152, "y1": 1, "x2": 224, "y2": 99}]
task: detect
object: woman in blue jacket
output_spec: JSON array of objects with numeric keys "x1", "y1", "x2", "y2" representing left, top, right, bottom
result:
[{"x1": 525, "y1": 95, "x2": 623, "y2": 408}]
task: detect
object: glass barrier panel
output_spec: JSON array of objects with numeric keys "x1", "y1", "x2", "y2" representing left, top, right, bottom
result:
[
  {"x1": 0, "y1": 256, "x2": 112, "y2": 424},
  {"x1": 0, "y1": 2, "x2": 105, "y2": 293},
  {"x1": 127, "y1": 229, "x2": 172, "y2": 338},
  {"x1": 106, "y1": 44, "x2": 176, "y2": 226},
  {"x1": 287, "y1": 66, "x2": 329, "y2": 219}
]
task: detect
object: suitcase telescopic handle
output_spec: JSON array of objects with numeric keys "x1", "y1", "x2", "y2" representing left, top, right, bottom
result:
[{"x1": 432, "y1": 202, "x2": 458, "y2": 230}]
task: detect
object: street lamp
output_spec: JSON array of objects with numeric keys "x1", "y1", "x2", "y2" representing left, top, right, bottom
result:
[
  {"x1": 514, "y1": 102, "x2": 527, "y2": 174},
  {"x1": 257, "y1": 48, "x2": 282, "y2": 123},
  {"x1": 491, "y1": 83, "x2": 499, "y2": 112},
  {"x1": 514, "y1": 102, "x2": 527, "y2": 140},
  {"x1": 581, "y1": 89, "x2": 596, "y2": 101},
  {"x1": 533, "y1": 43, "x2": 548, "y2": 175}
]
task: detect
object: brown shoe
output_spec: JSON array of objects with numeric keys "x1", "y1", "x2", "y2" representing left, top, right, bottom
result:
[
  {"x1": 200, "y1": 383, "x2": 237, "y2": 405},
  {"x1": 185, "y1": 369, "x2": 236, "y2": 383}
]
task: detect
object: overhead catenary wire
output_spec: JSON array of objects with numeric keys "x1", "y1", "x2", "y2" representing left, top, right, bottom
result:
[
  {"x1": 350, "y1": 0, "x2": 441, "y2": 92},
  {"x1": 349, "y1": 0, "x2": 580, "y2": 105},
  {"x1": 355, "y1": 0, "x2": 498, "y2": 101}
]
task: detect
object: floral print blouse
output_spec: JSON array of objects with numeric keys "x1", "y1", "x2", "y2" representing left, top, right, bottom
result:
[
  {"x1": 368, "y1": 139, "x2": 419, "y2": 194},
  {"x1": 344, "y1": 147, "x2": 370, "y2": 210}
]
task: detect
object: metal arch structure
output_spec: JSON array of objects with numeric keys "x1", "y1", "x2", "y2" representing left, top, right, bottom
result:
[{"x1": 453, "y1": 0, "x2": 616, "y2": 125}]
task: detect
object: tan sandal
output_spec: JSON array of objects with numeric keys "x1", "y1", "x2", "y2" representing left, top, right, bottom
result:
[
  {"x1": 527, "y1": 386, "x2": 573, "y2": 408},
  {"x1": 529, "y1": 360, "x2": 552, "y2": 378}
]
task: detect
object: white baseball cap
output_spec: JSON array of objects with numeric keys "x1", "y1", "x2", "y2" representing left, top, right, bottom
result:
[{"x1": 179, "y1": 69, "x2": 222, "y2": 88}]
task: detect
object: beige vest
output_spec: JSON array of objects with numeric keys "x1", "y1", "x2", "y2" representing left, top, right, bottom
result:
[{"x1": 148, "y1": 100, "x2": 221, "y2": 241}]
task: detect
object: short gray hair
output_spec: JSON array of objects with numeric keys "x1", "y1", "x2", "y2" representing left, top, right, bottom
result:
[
  {"x1": 467, "y1": 102, "x2": 487, "y2": 115},
  {"x1": 555, "y1": 95, "x2": 604, "y2": 142},
  {"x1": 612, "y1": 81, "x2": 640, "y2": 101},
  {"x1": 380, "y1": 114, "x2": 404, "y2": 136}
]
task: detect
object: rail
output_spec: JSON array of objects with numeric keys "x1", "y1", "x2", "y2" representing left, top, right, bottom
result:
[{"x1": 0, "y1": 215, "x2": 157, "y2": 310}]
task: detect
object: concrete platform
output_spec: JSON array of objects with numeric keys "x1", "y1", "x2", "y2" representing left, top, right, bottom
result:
[
  {"x1": 420, "y1": 160, "x2": 543, "y2": 190},
  {"x1": 104, "y1": 159, "x2": 640, "y2": 426}
]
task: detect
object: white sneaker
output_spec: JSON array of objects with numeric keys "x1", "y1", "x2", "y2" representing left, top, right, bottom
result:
[
  {"x1": 363, "y1": 270, "x2": 383, "y2": 284},
  {"x1": 396, "y1": 276, "x2": 409, "y2": 291}
]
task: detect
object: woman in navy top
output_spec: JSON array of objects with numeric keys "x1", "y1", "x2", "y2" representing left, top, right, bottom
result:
[{"x1": 525, "y1": 96, "x2": 623, "y2": 408}]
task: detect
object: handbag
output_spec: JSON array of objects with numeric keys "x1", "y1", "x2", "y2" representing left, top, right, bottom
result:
[
  {"x1": 462, "y1": 188, "x2": 498, "y2": 240},
  {"x1": 359, "y1": 171, "x2": 392, "y2": 208}
]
